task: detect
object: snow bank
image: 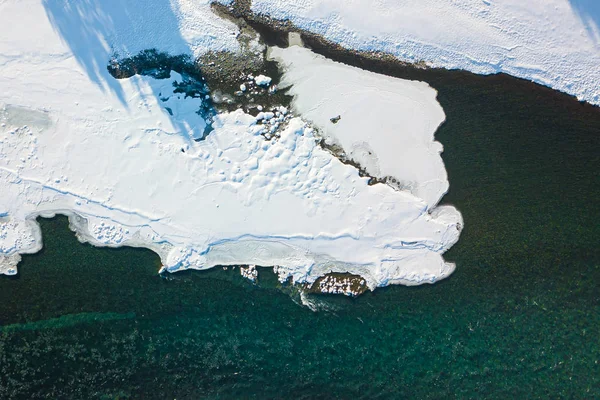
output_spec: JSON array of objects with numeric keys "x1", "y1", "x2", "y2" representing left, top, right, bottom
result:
[
  {"x1": 0, "y1": 0, "x2": 462, "y2": 290},
  {"x1": 252, "y1": 0, "x2": 600, "y2": 106},
  {"x1": 270, "y1": 45, "x2": 448, "y2": 208}
]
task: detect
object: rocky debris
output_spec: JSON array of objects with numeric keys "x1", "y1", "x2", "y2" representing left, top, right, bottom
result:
[
  {"x1": 312, "y1": 273, "x2": 368, "y2": 297},
  {"x1": 240, "y1": 264, "x2": 258, "y2": 282}
]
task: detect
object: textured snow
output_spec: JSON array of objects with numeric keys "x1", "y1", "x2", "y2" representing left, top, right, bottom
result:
[
  {"x1": 0, "y1": 0, "x2": 462, "y2": 289},
  {"x1": 270, "y1": 45, "x2": 448, "y2": 209},
  {"x1": 252, "y1": 0, "x2": 600, "y2": 106}
]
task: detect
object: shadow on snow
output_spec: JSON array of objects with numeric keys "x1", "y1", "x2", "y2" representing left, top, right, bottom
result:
[
  {"x1": 42, "y1": 0, "x2": 213, "y2": 141},
  {"x1": 569, "y1": 0, "x2": 600, "y2": 44}
]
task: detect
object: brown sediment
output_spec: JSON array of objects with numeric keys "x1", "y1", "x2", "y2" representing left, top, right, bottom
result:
[
  {"x1": 206, "y1": 1, "x2": 294, "y2": 113},
  {"x1": 308, "y1": 272, "x2": 369, "y2": 297}
]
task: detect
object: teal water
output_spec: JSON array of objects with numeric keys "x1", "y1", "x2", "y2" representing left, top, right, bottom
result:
[{"x1": 1, "y1": 68, "x2": 599, "y2": 398}]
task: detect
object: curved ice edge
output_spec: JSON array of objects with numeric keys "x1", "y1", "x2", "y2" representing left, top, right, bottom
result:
[
  {"x1": 0, "y1": 217, "x2": 43, "y2": 276},
  {"x1": 1, "y1": 207, "x2": 462, "y2": 295},
  {"x1": 0, "y1": 209, "x2": 168, "y2": 276}
]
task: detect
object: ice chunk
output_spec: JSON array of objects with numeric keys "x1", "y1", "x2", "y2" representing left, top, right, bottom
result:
[{"x1": 254, "y1": 75, "x2": 272, "y2": 87}]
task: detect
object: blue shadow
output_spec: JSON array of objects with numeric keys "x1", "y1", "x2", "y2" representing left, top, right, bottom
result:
[
  {"x1": 569, "y1": 0, "x2": 600, "y2": 43},
  {"x1": 43, "y1": 0, "x2": 211, "y2": 141}
]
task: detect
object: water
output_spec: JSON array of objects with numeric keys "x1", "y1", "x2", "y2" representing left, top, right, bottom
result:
[{"x1": 1, "y1": 58, "x2": 599, "y2": 398}]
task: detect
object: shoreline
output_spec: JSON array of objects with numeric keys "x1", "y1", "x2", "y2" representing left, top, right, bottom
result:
[
  {"x1": 229, "y1": 0, "x2": 600, "y2": 107},
  {"x1": 3, "y1": 209, "x2": 460, "y2": 298},
  {"x1": 1, "y1": 2, "x2": 598, "y2": 396},
  {"x1": 214, "y1": 0, "x2": 600, "y2": 110},
  {"x1": 1, "y1": 0, "x2": 464, "y2": 296},
  {"x1": 1, "y1": 101, "x2": 462, "y2": 295}
]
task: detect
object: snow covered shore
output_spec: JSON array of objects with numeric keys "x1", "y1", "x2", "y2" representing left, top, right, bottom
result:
[
  {"x1": 0, "y1": 0, "x2": 462, "y2": 290},
  {"x1": 251, "y1": 0, "x2": 600, "y2": 106}
]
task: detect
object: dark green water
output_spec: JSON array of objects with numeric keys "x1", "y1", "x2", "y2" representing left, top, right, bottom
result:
[{"x1": 1, "y1": 66, "x2": 599, "y2": 399}]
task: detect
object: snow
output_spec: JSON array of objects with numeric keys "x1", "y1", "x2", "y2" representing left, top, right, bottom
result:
[
  {"x1": 252, "y1": 0, "x2": 600, "y2": 106},
  {"x1": 42, "y1": 0, "x2": 241, "y2": 57},
  {"x1": 0, "y1": 0, "x2": 462, "y2": 290},
  {"x1": 270, "y1": 45, "x2": 448, "y2": 209},
  {"x1": 254, "y1": 75, "x2": 273, "y2": 87}
]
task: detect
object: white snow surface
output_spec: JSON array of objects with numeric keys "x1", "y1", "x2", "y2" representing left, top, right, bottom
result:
[
  {"x1": 270, "y1": 45, "x2": 448, "y2": 208},
  {"x1": 251, "y1": 0, "x2": 600, "y2": 106},
  {"x1": 254, "y1": 75, "x2": 273, "y2": 86},
  {"x1": 0, "y1": 0, "x2": 462, "y2": 289}
]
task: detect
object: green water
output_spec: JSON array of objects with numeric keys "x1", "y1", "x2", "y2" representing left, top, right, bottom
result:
[{"x1": 1, "y1": 68, "x2": 599, "y2": 399}]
